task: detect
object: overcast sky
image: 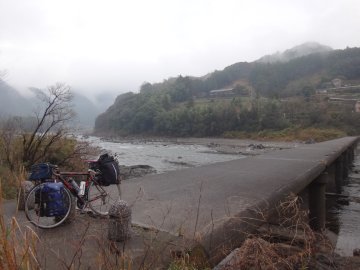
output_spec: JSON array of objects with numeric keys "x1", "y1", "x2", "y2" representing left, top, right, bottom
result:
[{"x1": 1, "y1": 0, "x2": 360, "y2": 97}]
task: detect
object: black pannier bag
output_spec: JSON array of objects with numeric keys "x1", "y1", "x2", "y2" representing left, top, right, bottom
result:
[
  {"x1": 29, "y1": 163, "x2": 55, "y2": 181},
  {"x1": 96, "y1": 154, "x2": 120, "y2": 186}
]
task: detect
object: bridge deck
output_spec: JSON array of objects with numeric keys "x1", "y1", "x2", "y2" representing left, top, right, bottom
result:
[{"x1": 121, "y1": 136, "x2": 358, "y2": 260}]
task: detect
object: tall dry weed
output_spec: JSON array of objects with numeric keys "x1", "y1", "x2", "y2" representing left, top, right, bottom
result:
[
  {"x1": 220, "y1": 194, "x2": 318, "y2": 270},
  {"x1": 0, "y1": 182, "x2": 41, "y2": 270}
]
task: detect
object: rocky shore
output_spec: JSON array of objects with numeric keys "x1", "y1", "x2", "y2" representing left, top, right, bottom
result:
[
  {"x1": 96, "y1": 135, "x2": 301, "y2": 156},
  {"x1": 94, "y1": 137, "x2": 301, "y2": 180},
  {"x1": 201, "y1": 140, "x2": 296, "y2": 156},
  {"x1": 119, "y1": 164, "x2": 157, "y2": 180}
]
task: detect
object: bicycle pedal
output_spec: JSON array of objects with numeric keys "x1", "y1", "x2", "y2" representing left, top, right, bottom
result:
[{"x1": 80, "y1": 208, "x2": 92, "y2": 215}]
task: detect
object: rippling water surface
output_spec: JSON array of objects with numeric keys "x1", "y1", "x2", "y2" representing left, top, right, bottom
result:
[
  {"x1": 328, "y1": 147, "x2": 360, "y2": 256},
  {"x1": 85, "y1": 136, "x2": 243, "y2": 173},
  {"x1": 334, "y1": 183, "x2": 360, "y2": 256}
]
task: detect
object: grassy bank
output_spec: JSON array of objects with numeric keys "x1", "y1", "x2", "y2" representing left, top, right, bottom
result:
[
  {"x1": 223, "y1": 127, "x2": 347, "y2": 142},
  {"x1": 0, "y1": 136, "x2": 95, "y2": 199}
]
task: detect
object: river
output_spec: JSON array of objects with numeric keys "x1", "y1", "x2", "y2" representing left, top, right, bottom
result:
[
  {"x1": 83, "y1": 136, "x2": 244, "y2": 173},
  {"x1": 327, "y1": 145, "x2": 360, "y2": 256}
]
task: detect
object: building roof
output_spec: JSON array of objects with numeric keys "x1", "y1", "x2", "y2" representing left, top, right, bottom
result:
[{"x1": 209, "y1": 88, "x2": 233, "y2": 93}]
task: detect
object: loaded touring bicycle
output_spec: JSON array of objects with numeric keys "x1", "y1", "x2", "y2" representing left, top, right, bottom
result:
[{"x1": 24, "y1": 154, "x2": 121, "y2": 228}]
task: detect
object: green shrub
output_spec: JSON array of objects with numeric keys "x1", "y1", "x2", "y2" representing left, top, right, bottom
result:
[{"x1": 0, "y1": 136, "x2": 92, "y2": 199}]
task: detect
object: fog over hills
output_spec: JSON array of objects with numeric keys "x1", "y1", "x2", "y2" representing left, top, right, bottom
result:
[
  {"x1": 71, "y1": 93, "x2": 102, "y2": 128},
  {"x1": 257, "y1": 42, "x2": 333, "y2": 63},
  {"x1": 0, "y1": 80, "x2": 107, "y2": 128},
  {"x1": 0, "y1": 80, "x2": 31, "y2": 116},
  {"x1": 0, "y1": 42, "x2": 355, "y2": 129},
  {"x1": 95, "y1": 43, "x2": 360, "y2": 136}
]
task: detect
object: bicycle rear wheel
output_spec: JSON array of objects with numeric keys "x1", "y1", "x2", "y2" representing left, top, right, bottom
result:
[
  {"x1": 87, "y1": 182, "x2": 120, "y2": 216},
  {"x1": 25, "y1": 183, "x2": 72, "y2": 229}
]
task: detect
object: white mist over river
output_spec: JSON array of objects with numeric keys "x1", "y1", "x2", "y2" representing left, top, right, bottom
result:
[{"x1": 84, "y1": 136, "x2": 244, "y2": 173}]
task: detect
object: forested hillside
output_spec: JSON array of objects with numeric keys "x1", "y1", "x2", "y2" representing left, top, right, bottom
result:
[{"x1": 94, "y1": 46, "x2": 360, "y2": 138}]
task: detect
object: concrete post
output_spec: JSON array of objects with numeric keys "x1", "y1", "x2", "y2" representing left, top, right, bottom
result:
[
  {"x1": 309, "y1": 172, "x2": 328, "y2": 231},
  {"x1": 108, "y1": 200, "x2": 132, "y2": 241}
]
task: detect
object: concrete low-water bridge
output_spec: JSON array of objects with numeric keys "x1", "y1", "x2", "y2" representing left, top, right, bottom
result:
[
  {"x1": 121, "y1": 136, "x2": 358, "y2": 264},
  {"x1": 4, "y1": 136, "x2": 358, "y2": 268}
]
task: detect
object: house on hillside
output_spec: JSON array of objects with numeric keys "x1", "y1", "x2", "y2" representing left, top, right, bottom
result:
[
  {"x1": 329, "y1": 97, "x2": 360, "y2": 112},
  {"x1": 209, "y1": 88, "x2": 234, "y2": 97},
  {"x1": 355, "y1": 101, "x2": 360, "y2": 113},
  {"x1": 332, "y1": 78, "x2": 342, "y2": 88},
  {"x1": 316, "y1": 89, "x2": 328, "y2": 94}
]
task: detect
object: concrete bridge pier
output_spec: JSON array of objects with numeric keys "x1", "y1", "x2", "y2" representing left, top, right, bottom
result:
[
  {"x1": 325, "y1": 164, "x2": 337, "y2": 193},
  {"x1": 349, "y1": 146, "x2": 355, "y2": 164},
  {"x1": 310, "y1": 144, "x2": 356, "y2": 231},
  {"x1": 335, "y1": 155, "x2": 344, "y2": 193},
  {"x1": 342, "y1": 151, "x2": 349, "y2": 179},
  {"x1": 309, "y1": 171, "x2": 331, "y2": 231}
]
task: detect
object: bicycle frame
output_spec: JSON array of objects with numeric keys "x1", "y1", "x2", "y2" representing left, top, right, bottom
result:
[{"x1": 53, "y1": 170, "x2": 108, "y2": 210}]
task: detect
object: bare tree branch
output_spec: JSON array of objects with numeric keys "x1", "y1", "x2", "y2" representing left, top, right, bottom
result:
[{"x1": 22, "y1": 83, "x2": 75, "y2": 166}]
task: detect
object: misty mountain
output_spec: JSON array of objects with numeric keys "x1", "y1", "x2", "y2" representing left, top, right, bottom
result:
[
  {"x1": 27, "y1": 88, "x2": 102, "y2": 128},
  {"x1": 72, "y1": 92, "x2": 101, "y2": 128},
  {"x1": 94, "y1": 91, "x2": 118, "y2": 112},
  {"x1": 1, "y1": 82, "x2": 102, "y2": 128},
  {"x1": 0, "y1": 80, "x2": 31, "y2": 116},
  {"x1": 257, "y1": 42, "x2": 333, "y2": 63},
  {"x1": 95, "y1": 44, "x2": 360, "y2": 136}
]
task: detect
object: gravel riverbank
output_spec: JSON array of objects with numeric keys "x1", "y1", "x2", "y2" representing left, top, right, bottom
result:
[
  {"x1": 94, "y1": 136, "x2": 302, "y2": 156},
  {"x1": 174, "y1": 137, "x2": 301, "y2": 155}
]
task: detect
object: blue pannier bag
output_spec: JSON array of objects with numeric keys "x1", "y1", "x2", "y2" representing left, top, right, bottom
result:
[
  {"x1": 41, "y1": 182, "x2": 68, "y2": 217},
  {"x1": 29, "y1": 163, "x2": 54, "y2": 181}
]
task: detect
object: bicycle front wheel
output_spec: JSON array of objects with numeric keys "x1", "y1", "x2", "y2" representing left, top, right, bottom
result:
[
  {"x1": 25, "y1": 183, "x2": 72, "y2": 229},
  {"x1": 87, "y1": 182, "x2": 120, "y2": 216}
]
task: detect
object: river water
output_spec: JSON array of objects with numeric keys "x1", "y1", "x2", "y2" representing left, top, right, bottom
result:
[
  {"x1": 85, "y1": 136, "x2": 360, "y2": 256},
  {"x1": 84, "y1": 136, "x2": 243, "y2": 173},
  {"x1": 327, "y1": 146, "x2": 360, "y2": 256}
]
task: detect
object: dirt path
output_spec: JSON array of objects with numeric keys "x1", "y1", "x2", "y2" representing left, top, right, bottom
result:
[{"x1": 2, "y1": 199, "x2": 181, "y2": 269}]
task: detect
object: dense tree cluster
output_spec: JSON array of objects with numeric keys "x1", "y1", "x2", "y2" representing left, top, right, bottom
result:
[
  {"x1": 95, "y1": 93, "x2": 360, "y2": 137},
  {"x1": 250, "y1": 47, "x2": 360, "y2": 97}
]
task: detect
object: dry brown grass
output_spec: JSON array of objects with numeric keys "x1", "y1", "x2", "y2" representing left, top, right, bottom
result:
[
  {"x1": 0, "y1": 183, "x2": 41, "y2": 270},
  {"x1": 1, "y1": 179, "x2": 134, "y2": 270},
  {"x1": 1, "y1": 184, "x2": 333, "y2": 270},
  {"x1": 219, "y1": 194, "x2": 319, "y2": 270}
]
